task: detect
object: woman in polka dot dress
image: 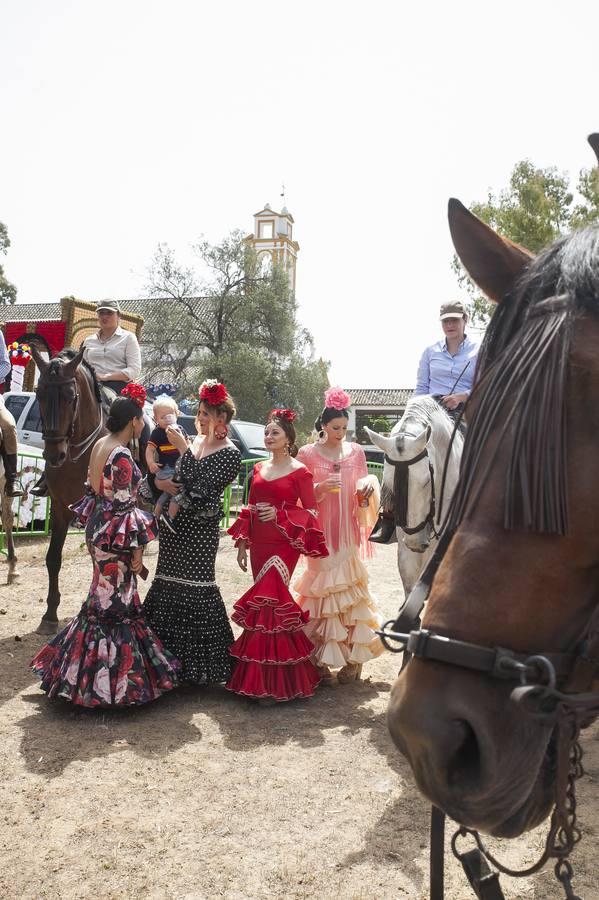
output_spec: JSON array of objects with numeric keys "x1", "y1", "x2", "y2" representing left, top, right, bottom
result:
[
  {"x1": 226, "y1": 409, "x2": 329, "y2": 702},
  {"x1": 143, "y1": 381, "x2": 241, "y2": 684}
]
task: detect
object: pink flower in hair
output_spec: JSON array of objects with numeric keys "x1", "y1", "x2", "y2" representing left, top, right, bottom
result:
[{"x1": 324, "y1": 386, "x2": 351, "y2": 411}]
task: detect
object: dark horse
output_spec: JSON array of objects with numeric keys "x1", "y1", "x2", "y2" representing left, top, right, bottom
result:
[
  {"x1": 386, "y1": 135, "x2": 599, "y2": 894},
  {"x1": 30, "y1": 345, "x2": 106, "y2": 634}
]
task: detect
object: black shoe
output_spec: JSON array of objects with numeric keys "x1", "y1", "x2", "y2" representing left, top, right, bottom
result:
[
  {"x1": 30, "y1": 473, "x2": 49, "y2": 497},
  {"x1": 3, "y1": 453, "x2": 25, "y2": 497},
  {"x1": 5, "y1": 479, "x2": 24, "y2": 498},
  {"x1": 160, "y1": 512, "x2": 177, "y2": 534},
  {"x1": 369, "y1": 514, "x2": 397, "y2": 544}
]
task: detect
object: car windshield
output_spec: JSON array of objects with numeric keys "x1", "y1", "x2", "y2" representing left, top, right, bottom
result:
[{"x1": 234, "y1": 422, "x2": 267, "y2": 455}]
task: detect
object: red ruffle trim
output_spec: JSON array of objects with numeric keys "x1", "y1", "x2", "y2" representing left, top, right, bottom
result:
[
  {"x1": 226, "y1": 659, "x2": 320, "y2": 701},
  {"x1": 231, "y1": 566, "x2": 308, "y2": 633},
  {"x1": 228, "y1": 507, "x2": 251, "y2": 547},
  {"x1": 274, "y1": 506, "x2": 329, "y2": 559},
  {"x1": 229, "y1": 628, "x2": 314, "y2": 665}
]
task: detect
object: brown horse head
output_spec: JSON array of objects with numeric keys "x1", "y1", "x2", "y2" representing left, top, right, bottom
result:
[
  {"x1": 388, "y1": 135, "x2": 599, "y2": 838},
  {"x1": 32, "y1": 346, "x2": 89, "y2": 466}
]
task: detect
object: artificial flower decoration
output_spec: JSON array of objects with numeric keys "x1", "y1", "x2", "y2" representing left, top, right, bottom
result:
[
  {"x1": 199, "y1": 379, "x2": 228, "y2": 406},
  {"x1": 8, "y1": 341, "x2": 32, "y2": 366},
  {"x1": 324, "y1": 386, "x2": 351, "y2": 411},
  {"x1": 120, "y1": 382, "x2": 147, "y2": 408},
  {"x1": 270, "y1": 407, "x2": 296, "y2": 423}
]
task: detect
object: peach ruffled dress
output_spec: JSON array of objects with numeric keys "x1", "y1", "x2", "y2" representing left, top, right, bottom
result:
[{"x1": 294, "y1": 442, "x2": 383, "y2": 669}]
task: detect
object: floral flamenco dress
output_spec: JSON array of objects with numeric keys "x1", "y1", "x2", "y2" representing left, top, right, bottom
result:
[
  {"x1": 31, "y1": 447, "x2": 180, "y2": 707},
  {"x1": 226, "y1": 463, "x2": 329, "y2": 701},
  {"x1": 295, "y1": 442, "x2": 383, "y2": 671}
]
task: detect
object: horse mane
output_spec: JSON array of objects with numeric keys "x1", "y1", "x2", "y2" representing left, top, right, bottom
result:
[
  {"x1": 44, "y1": 348, "x2": 103, "y2": 429},
  {"x1": 447, "y1": 223, "x2": 599, "y2": 536}
]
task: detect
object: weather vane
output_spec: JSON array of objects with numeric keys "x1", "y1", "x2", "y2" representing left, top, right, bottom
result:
[{"x1": 280, "y1": 183, "x2": 286, "y2": 205}]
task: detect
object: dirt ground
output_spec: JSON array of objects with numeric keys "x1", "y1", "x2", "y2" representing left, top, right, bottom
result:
[{"x1": 1, "y1": 535, "x2": 598, "y2": 900}]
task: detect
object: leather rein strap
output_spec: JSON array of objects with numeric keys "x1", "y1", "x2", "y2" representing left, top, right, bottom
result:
[
  {"x1": 384, "y1": 447, "x2": 438, "y2": 536},
  {"x1": 41, "y1": 374, "x2": 104, "y2": 462}
]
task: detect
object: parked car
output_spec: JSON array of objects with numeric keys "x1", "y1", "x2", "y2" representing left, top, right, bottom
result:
[
  {"x1": 4, "y1": 392, "x2": 44, "y2": 450},
  {"x1": 177, "y1": 415, "x2": 268, "y2": 462}
]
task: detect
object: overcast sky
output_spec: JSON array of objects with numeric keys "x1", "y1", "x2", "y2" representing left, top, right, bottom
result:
[{"x1": 2, "y1": 0, "x2": 598, "y2": 389}]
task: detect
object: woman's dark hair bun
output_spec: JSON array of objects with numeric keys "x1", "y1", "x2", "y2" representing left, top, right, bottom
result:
[
  {"x1": 314, "y1": 415, "x2": 323, "y2": 433},
  {"x1": 319, "y1": 406, "x2": 350, "y2": 428},
  {"x1": 106, "y1": 396, "x2": 143, "y2": 434},
  {"x1": 289, "y1": 442, "x2": 298, "y2": 458}
]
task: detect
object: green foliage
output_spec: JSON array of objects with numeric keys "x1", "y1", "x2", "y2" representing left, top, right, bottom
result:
[
  {"x1": 0, "y1": 221, "x2": 17, "y2": 305},
  {"x1": 144, "y1": 232, "x2": 329, "y2": 432},
  {"x1": 368, "y1": 416, "x2": 392, "y2": 433},
  {"x1": 454, "y1": 160, "x2": 599, "y2": 324}
]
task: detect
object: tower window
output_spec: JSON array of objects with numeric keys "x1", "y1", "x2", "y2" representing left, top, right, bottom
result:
[{"x1": 259, "y1": 221, "x2": 274, "y2": 239}]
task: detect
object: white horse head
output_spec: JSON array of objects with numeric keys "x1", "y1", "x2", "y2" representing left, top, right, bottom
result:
[{"x1": 366, "y1": 396, "x2": 463, "y2": 586}]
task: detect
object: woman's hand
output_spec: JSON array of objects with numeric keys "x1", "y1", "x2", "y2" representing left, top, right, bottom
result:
[
  {"x1": 166, "y1": 425, "x2": 189, "y2": 455},
  {"x1": 441, "y1": 392, "x2": 468, "y2": 411},
  {"x1": 236, "y1": 542, "x2": 248, "y2": 572},
  {"x1": 148, "y1": 461, "x2": 161, "y2": 475},
  {"x1": 256, "y1": 503, "x2": 277, "y2": 522},
  {"x1": 156, "y1": 476, "x2": 179, "y2": 496},
  {"x1": 131, "y1": 548, "x2": 144, "y2": 574}
]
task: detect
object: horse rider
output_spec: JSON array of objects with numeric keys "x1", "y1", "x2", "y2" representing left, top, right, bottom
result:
[
  {"x1": 370, "y1": 300, "x2": 479, "y2": 544},
  {"x1": 0, "y1": 333, "x2": 24, "y2": 497},
  {"x1": 31, "y1": 299, "x2": 146, "y2": 496}
]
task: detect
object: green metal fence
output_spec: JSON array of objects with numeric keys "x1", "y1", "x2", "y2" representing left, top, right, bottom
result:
[{"x1": 0, "y1": 447, "x2": 51, "y2": 553}]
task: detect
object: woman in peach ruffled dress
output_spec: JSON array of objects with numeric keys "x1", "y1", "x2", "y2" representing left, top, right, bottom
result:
[{"x1": 295, "y1": 388, "x2": 383, "y2": 684}]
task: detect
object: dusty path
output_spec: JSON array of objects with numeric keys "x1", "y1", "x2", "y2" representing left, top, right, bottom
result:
[{"x1": 0, "y1": 536, "x2": 598, "y2": 899}]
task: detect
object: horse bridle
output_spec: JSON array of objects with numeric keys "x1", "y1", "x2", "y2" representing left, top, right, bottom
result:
[
  {"x1": 378, "y1": 533, "x2": 599, "y2": 900},
  {"x1": 41, "y1": 374, "x2": 104, "y2": 462},
  {"x1": 384, "y1": 446, "x2": 439, "y2": 540}
]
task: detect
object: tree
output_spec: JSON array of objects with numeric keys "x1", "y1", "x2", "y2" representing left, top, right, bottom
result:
[
  {"x1": 454, "y1": 159, "x2": 599, "y2": 323},
  {"x1": 0, "y1": 222, "x2": 17, "y2": 305},
  {"x1": 144, "y1": 232, "x2": 329, "y2": 436}
]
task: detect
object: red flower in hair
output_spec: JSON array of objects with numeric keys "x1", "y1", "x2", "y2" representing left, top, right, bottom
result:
[
  {"x1": 270, "y1": 408, "x2": 296, "y2": 423},
  {"x1": 120, "y1": 382, "x2": 147, "y2": 408},
  {"x1": 199, "y1": 379, "x2": 228, "y2": 406}
]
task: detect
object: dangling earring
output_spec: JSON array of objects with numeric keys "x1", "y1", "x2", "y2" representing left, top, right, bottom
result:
[
  {"x1": 318, "y1": 429, "x2": 327, "y2": 445},
  {"x1": 214, "y1": 423, "x2": 228, "y2": 440},
  {"x1": 283, "y1": 443, "x2": 290, "y2": 455}
]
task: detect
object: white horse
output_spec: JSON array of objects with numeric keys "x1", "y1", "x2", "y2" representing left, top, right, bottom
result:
[
  {"x1": 365, "y1": 395, "x2": 463, "y2": 596},
  {"x1": 0, "y1": 455, "x2": 18, "y2": 585}
]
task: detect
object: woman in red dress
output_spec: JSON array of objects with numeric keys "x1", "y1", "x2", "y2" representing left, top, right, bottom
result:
[{"x1": 226, "y1": 409, "x2": 328, "y2": 702}]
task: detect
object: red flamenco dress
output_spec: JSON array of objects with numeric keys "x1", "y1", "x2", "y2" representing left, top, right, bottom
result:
[{"x1": 226, "y1": 463, "x2": 328, "y2": 701}]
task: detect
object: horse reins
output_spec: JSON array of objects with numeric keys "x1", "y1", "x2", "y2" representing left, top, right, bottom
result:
[
  {"x1": 378, "y1": 534, "x2": 599, "y2": 900},
  {"x1": 384, "y1": 447, "x2": 439, "y2": 540},
  {"x1": 41, "y1": 374, "x2": 104, "y2": 461}
]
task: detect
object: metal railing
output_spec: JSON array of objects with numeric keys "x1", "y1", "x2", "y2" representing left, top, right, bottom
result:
[{"x1": 0, "y1": 447, "x2": 51, "y2": 553}]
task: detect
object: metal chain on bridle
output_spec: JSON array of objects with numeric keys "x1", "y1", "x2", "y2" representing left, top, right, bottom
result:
[{"x1": 378, "y1": 532, "x2": 599, "y2": 899}]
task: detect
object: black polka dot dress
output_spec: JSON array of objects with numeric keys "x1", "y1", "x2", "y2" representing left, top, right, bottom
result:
[{"x1": 143, "y1": 445, "x2": 241, "y2": 684}]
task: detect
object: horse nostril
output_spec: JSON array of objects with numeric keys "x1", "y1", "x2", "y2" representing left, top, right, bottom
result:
[{"x1": 446, "y1": 719, "x2": 482, "y2": 790}]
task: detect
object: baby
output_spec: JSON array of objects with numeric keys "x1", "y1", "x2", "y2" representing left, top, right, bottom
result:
[{"x1": 145, "y1": 397, "x2": 189, "y2": 531}]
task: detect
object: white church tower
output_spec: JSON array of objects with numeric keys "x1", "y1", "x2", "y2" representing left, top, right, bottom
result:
[{"x1": 246, "y1": 202, "x2": 300, "y2": 291}]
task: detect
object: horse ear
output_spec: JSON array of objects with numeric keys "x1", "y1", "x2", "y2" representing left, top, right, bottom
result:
[
  {"x1": 588, "y1": 133, "x2": 599, "y2": 166},
  {"x1": 62, "y1": 346, "x2": 85, "y2": 375},
  {"x1": 29, "y1": 343, "x2": 49, "y2": 373},
  {"x1": 448, "y1": 198, "x2": 534, "y2": 304}
]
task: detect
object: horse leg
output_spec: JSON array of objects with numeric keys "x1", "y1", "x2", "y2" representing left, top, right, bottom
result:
[
  {"x1": 2, "y1": 495, "x2": 18, "y2": 585},
  {"x1": 37, "y1": 503, "x2": 70, "y2": 634}
]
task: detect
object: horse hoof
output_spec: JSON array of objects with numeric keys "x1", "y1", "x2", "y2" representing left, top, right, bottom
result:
[
  {"x1": 36, "y1": 618, "x2": 59, "y2": 636},
  {"x1": 6, "y1": 573, "x2": 20, "y2": 585}
]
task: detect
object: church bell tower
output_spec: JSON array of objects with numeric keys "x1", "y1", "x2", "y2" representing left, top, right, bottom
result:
[{"x1": 246, "y1": 202, "x2": 299, "y2": 291}]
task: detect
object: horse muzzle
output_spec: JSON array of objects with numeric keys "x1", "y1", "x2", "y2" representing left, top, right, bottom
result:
[{"x1": 42, "y1": 440, "x2": 69, "y2": 467}]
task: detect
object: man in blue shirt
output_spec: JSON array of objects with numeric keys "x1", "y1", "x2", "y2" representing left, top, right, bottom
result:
[
  {"x1": 414, "y1": 300, "x2": 478, "y2": 414},
  {"x1": 370, "y1": 300, "x2": 478, "y2": 544},
  {"x1": 0, "y1": 333, "x2": 24, "y2": 496}
]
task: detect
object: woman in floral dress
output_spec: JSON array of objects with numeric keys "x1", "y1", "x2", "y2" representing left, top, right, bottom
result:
[
  {"x1": 295, "y1": 388, "x2": 382, "y2": 684},
  {"x1": 227, "y1": 409, "x2": 328, "y2": 702},
  {"x1": 31, "y1": 385, "x2": 180, "y2": 707},
  {"x1": 143, "y1": 380, "x2": 241, "y2": 684}
]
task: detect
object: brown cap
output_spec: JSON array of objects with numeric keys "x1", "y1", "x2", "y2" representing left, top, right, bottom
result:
[
  {"x1": 440, "y1": 300, "x2": 467, "y2": 320},
  {"x1": 96, "y1": 299, "x2": 120, "y2": 313}
]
